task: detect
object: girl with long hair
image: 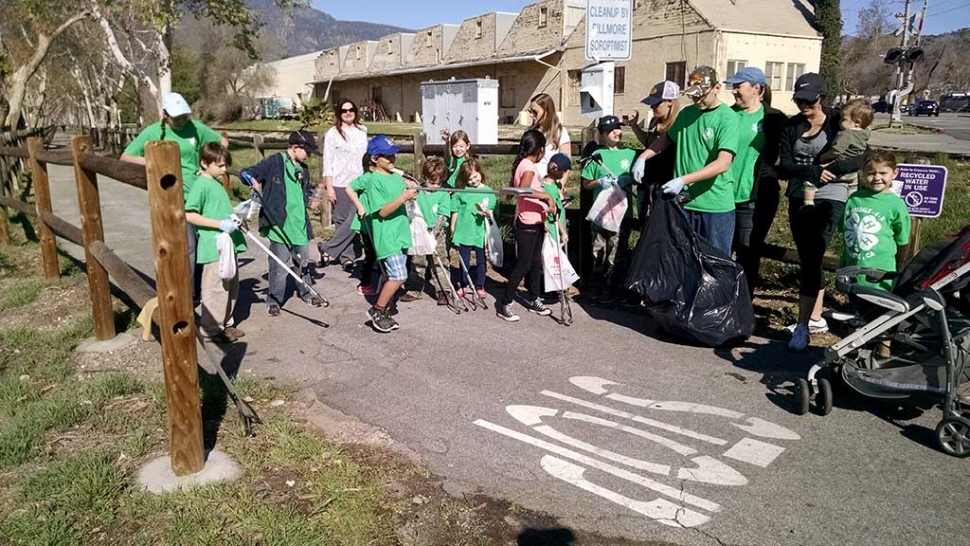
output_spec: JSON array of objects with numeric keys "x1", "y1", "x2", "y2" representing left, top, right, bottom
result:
[
  {"x1": 528, "y1": 93, "x2": 571, "y2": 180},
  {"x1": 449, "y1": 159, "x2": 495, "y2": 297},
  {"x1": 320, "y1": 99, "x2": 368, "y2": 269},
  {"x1": 443, "y1": 130, "x2": 472, "y2": 188}
]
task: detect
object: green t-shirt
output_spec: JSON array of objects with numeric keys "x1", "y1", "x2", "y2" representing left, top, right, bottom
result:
[
  {"x1": 730, "y1": 105, "x2": 766, "y2": 203},
  {"x1": 184, "y1": 174, "x2": 247, "y2": 264},
  {"x1": 841, "y1": 188, "x2": 912, "y2": 291},
  {"x1": 124, "y1": 120, "x2": 223, "y2": 199},
  {"x1": 450, "y1": 187, "x2": 497, "y2": 248},
  {"x1": 445, "y1": 156, "x2": 466, "y2": 188},
  {"x1": 542, "y1": 182, "x2": 565, "y2": 243},
  {"x1": 580, "y1": 147, "x2": 638, "y2": 218},
  {"x1": 362, "y1": 171, "x2": 412, "y2": 259},
  {"x1": 261, "y1": 153, "x2": 309, "y2": 246},
  {"x1": 668, "y1": 102, "x2": 740, "y2": 213},
  {"x1": 349, "y1": 174, "x2": 371, "y2": 234},
  {"x1": 418, "y1": 189, "x2": 451, "y2": 231}
]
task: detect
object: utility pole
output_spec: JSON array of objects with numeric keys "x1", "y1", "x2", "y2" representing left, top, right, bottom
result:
[
  {"x1": 908, "y1": 0, "x2": 929, "y2": 95},
  {"x1": 890, "y1": 0, "x2": 913, "y2": 125}
]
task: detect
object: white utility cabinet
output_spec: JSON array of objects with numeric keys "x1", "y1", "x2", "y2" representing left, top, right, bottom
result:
[{"x1": 421, "y1": 78, "x2": 499, "y2": 145}]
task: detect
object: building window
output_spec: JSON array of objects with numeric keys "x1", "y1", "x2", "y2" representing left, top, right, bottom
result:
[
  {"x1": 665, "y1": 61, "x2": 687, "y2": 88},
  {"x1": 500, "y1": 78, "x2": 515, "y2": 108},
  {"x1": 371, "y1": 86, "x2": 383, "y2": 104},
  {"x1": 476, "y1": 20, "x2": 483, "y2": 39},
  {"x1": 386, "y1": 40, "x2": 393, "y2": 54},
  {"x1": 786, "y1": 63, "x2": 806, "y2": 92},
  {"x1": 539, "y1": 7, "x2": 548, "y2": 28},
  {"x1": 765, "y1": 61, "x2": 784, "y2": 91},
  {"x1": 355, "y1": 46, "x2": 361, "y2": 60},
  {"x1": 614, "y1": 66, "x2": 626, "y2": 95},
  {"x1": 726, "y1": 60, "x2": 747, "y2": 79},
  {"x1": 567, "y1": 69, "x2": 581, "y2": 106},
  {"x1": 426, "y1": 30, "x2": 433, "y2": 46},
  {"x1": 331, "y1": 90, "x2": 341, "y2": 106}
]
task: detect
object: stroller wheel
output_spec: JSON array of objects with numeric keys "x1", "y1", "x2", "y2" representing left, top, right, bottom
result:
[
  {"x1": 794, "y1": 378, "x2": 810, "y2": 415},
  {"x1": 936, "y1": 417, "x2": 970, "y2": 458},
  {"x1": 815, "y1": 378, "x2": 833, "y2": 416}
]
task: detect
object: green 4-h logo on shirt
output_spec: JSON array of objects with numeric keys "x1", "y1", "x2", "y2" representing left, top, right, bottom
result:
[
  {"x1": 703, "y1": 128, "x2": 714, "y2": 140},
  {"x1": 432, "y1": 203, "x2": 439, "y2": 215},
  {"x1": 752, "y1": 121, "x2": 762, "y2": 134},
  {"x1": 620, "y1": 158, "x2": 631, "y2": 170},
  {"x1": 845, "y1": 211, "x2": 883, "y2": 257}
]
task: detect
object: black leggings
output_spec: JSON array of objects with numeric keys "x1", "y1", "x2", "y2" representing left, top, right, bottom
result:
[
  {"x1": 789, "y1": 197, "x2": 845, "y2": 297},
  {"x1": 502, "y1": 221, "x2": 544, "y2": 306},
  {"x1": 360, "y1": 231, "x2": 377, "y2": 287}
]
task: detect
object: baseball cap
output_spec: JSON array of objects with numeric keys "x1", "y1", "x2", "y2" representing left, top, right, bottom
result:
[
  {"x1": 161, "y1": 92, "x2": 191, "y2": 117},
  {"x1": 366, "y1": 134, "x2": 402, "y2": 157},
  {"x1": 725, "y1": 67, "x2": 767, "y2": 86},
  {"x1": 793, "y1": 73, "x2": 825, "y2": 102},
  {"x1": 641, "y1": 81, "x2": 680, "y2": 106},
  {"x1": 548, "y1": 153, "x2": 572, "y2": 172},
  {"x1": 684, "y1": 66, "x2": 718, "y2": 98},
  {"x1": 597, "y1": 115, "x2": 622, "y2": 133},
  {"x1": 288, "y1": 130, "x2": 321, "y2": 156}
]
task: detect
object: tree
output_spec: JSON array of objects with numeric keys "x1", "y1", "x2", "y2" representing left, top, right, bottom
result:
[
  {"x1": 811, "y1": 0, "x2": 842, "y2": 96},
  {"x1": 842, "y1": 0, "x2": 897, "y2": 96},
  {"x1": 0, "y1": 1, "x2": 90, "y2": 128}
]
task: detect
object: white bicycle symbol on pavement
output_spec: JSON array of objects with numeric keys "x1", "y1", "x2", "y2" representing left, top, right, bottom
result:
[{"x1": 474, "y1": 376, "x2": 800, "y2": 528}]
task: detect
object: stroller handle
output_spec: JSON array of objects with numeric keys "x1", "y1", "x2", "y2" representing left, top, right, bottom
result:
[{"x1": 836, "y1": 266, "x2": 895, "y2": 294}]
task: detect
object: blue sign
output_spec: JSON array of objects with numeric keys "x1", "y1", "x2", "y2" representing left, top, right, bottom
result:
[{"x1": 895, "y1": 164, "x2": 947, "y2": 218}]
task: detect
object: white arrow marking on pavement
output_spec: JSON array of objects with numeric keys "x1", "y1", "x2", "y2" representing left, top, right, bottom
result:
[
  {"x1": 562, "y1": 411, "x2": 698, "y2": 456},
  {"x1": 540, "y1": 455, "x2": 710, "y2": 528},
  {"x1": 506, "y1": 405, "x2": 559, "y2": 426},
  {"x1": 473, "y1": 420, "x2": 721, "y2": 513},
  {"x1": 644, "y1": 400, "x2": 745, "y2": 419},
  {"x1": 542, "y1": 391, "x2": 728, "y2": 446},
  {"x1": 533, "y1": 424, "x2": 672, "y2": 475},
  {"x1": 731, "y1": 417, "x2": 801, "y2": 441},
  {"x1": 570, "y1": 376, "x2": 627, "y2": 395},
  {"x1": 676, "y1": 456, "x2": 747, "y2": 486},
  {"x1": 722, "y1": 438, "x2": 787, "y2": 468}
]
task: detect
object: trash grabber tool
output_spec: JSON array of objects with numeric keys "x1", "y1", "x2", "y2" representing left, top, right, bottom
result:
[{"x1": 195, "y1": 331, "x2": 262, "y2": 436}]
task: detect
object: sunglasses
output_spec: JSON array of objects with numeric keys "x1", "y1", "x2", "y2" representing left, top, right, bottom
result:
[
  {"x1": 340, "y1": 107, "x2": 357, "y2": 113},
  {"x1": 794, "y1": 97, "x2": 819, "y2": 106}
]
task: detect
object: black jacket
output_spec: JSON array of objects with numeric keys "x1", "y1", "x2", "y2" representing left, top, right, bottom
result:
[
  {"x1": 778, "y1": 106, "x2": 864, "y2": 184},
  {"x1": 241, "y1": 152, "x2": 314, "y2": 242},
  {"x1": 755, "y1": 105, "x2": 788, "y2": 187}
]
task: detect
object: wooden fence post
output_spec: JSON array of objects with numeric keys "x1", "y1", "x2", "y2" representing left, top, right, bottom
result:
[
  {"x1": 28, "y1": 137, "x2": 59, "y2": 279},
  {"x1": 144, "y1": 140, "x2": 205, "y2": 477},
  {"x1": 412, "y1": 129, "x2": 426, "y2": 175},
  {"x1": 70, "y1": 136, "x2": 116, "y2": 341},
  {"x1": 0, "y1": 154, "x2": 9, "y2": 246},
  {"x1": 252, "y1": 134, "x2": 264, "y2": 160}
]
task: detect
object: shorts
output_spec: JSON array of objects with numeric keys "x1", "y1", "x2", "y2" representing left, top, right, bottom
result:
[{"x1": 381, "y1": 252, "x2": 409, "y2": 282}]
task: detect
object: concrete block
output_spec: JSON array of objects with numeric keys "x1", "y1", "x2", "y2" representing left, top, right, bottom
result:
[
  {"x1": 76, "y1": 331, "x2": 138, "y2": 353},
  {"x1": 136, "y1": 449, "x2": 242, "y2": 494}
]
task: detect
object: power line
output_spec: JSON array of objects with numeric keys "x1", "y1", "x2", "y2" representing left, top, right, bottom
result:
[{"x1": 926, "y1": 1, "x2": 970, "y2": 17}]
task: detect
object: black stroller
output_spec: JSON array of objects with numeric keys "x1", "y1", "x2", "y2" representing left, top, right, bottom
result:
[{"x1": 795, "y1": 224, "x2": 970, "y2": 458}]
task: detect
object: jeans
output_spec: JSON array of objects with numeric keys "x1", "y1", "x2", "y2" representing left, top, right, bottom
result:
[
  {"x1": 456, "y1": 245, "x2": 486, "y2": 288},
  {"x1": 739, "y1": 177, "x2": 781, "y2": 293},
  {"x1": 502, "y1": 221, "x2": 544, "y2": 306},
  {"x1": 788, "y1": 198, "x2": 845, "y2": 297},
  {"x1": 267, "y1": 242, "x2": 312, "y2": 306},
  {"x1": 321, "y1": 190, "x2": 360, "y2": 264},
  {"x1": 685, "y1": 209, "x2": 735, "y2": 256}
]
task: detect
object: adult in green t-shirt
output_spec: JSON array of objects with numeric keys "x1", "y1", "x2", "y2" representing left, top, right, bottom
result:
[
  {"x1": 580, "y1": 116, "x2": 637, "y2": 290},
  {"x1": 121, "y1": 92, "x2": 227, "y2": 295},
  {"x1": 631, "y1": 66, "x2": 740, "y2": 255}
]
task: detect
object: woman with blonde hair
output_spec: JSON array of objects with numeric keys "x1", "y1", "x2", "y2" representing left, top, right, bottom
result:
[{"x1": 528, "y1": 93, "x2": 571, "y2": 180}]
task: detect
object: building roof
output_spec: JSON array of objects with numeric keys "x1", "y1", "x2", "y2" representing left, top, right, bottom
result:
[{"x1": 690, "y1": 0, "x2": 819, "y2": 38}]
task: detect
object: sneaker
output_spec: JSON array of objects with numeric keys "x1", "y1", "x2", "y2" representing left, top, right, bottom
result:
[
  {"x1": 223, "y1": 326, "x2": 245, "y2": 338},
  {"x1": 358, "y1": 284, "x2": 377, "y2": 296},
  {"x1": 367, "y1": 306, "x2": 397, "y2": 333},
  {"x1": 302, "y1": 294, "x2": 324, "y2": 308},
  {"x1": 341, "y1": 260, "x2": 356, "y2": 271},
  {"x1": 457, "y1": 288, "x2": 467, "y2": 298},
  {"x1": 209, "y1": 332, "x2": 235, "y2": 344},
  {"x1": 267, "y1": 303, "x2": 281, "y2": 317},
  {"x1": 399, "y1": 291, "x2": 421, "y2": 303},
  {"x1": 785, "y1": 317, "x2": 828, "y2": 334},
  {"x1": 317, "y1": 243, "x2": 332, "y2": 267},
  {"x1": 788, "y1": 323, "x2": 810, "y2": 352},
  {"x1": 496, "y1": 303, "x2": 520, "y2": 322},
  {"x1": 524, "y1": 297, "x2": 552, "y2": 316},
  {"x1": 476, "y1": 287, "x2": 487, "y2": 298}
]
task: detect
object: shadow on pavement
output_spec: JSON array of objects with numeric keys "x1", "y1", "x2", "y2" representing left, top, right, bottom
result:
[{"x1": 517, "y1": 527, "x2": 576, "y2": 546}]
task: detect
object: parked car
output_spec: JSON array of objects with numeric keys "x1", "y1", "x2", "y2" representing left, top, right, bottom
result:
[
  {"x1": 871, "y1": 99, "x2": 889, "y2": 113},
  {"x1": 910, "y1": 100, "x2": 940, "y2": 117},
  {"x1": 900, "y1": 103, "x2": 910, "y2": 113}
]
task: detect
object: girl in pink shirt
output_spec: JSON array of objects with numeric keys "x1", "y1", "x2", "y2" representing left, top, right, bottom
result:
[{"x1": 497, "y1": 129, "x2": 559, "y2": 322}]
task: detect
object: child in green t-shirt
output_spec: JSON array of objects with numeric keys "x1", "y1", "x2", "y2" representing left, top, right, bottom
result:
[
  {"x1": 543, "y1": 154, "x2": 570, "y2": 245},
  {"x1": 450, "y1": 159, "x2": 496, "y2": 298},
  {"x1": 581, "y1": 115, "x2": 637, "y2": 296},
  {"x1": 184, "y1": 143, "x2": 247, "y2": 344},
  {"x1": 347, "y1": 136, "x2": 418, "y2": 333},
  {"x1": 415, "y1": 157, "x2": 452, "y2": 305},
  {"x1": 347, "y1": 154, "x2": 378, "y2": 296}
]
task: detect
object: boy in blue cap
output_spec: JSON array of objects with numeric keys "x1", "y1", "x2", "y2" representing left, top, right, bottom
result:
[{"x1": 346, "y1": 135, "x2": 417, "y2": 333}]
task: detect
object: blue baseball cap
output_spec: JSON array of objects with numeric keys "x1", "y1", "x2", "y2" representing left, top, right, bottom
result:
[
  {"x1": 366, "y1": 135, "x2": 401, "y2": 157},
  {"x1": 725, "y1": 67, "x2": 767, "y2": 86},
  {"x1": 548, "y1": 153, "x2": 571, "y2": 172}
]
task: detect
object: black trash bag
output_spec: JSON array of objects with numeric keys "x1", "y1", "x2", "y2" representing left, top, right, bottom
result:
[{"x1": 625, "y1": 188, "x2": 754, "y2": 346}]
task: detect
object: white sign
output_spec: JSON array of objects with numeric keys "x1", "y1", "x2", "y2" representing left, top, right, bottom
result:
[
  {"x1": 586, "y1": 0, "x2": 633, "y2": 62},
  {"x1": 474, "y1": 376, "x2": 800, "y2": 529}
]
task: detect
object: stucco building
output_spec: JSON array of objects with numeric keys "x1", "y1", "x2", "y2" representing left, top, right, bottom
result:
[{"x1": 260, "y1": 0, "x2": 822, "y2": 125}]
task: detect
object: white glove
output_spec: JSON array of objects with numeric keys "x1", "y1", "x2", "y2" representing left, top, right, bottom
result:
[
  {"x1": 219, "y1": 218, "x2": 238, "y2": 233},
  {"x1": 597, "y1": 176, "x2": 616, "y2": 189},
  {"x1": 662, "y1": 177, "x2": 686, "y2": 196},
  {"x1": 631, "y1": 157, "x2": 646, "y2": 183}
]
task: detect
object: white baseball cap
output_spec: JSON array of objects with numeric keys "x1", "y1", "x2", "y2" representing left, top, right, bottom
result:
[{"x1": 161, "y1": 92, "x2": 191, "y2": 117}]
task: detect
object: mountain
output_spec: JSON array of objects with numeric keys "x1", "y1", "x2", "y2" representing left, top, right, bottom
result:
[{"x1": 248, "y1": 0, "x2": 413, "y2": 59}]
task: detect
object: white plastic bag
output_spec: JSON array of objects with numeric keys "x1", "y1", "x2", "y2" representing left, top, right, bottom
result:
[
  {"x1": 585, "y1": 186, "x2": 628, "y2": 233},
  {"x1": 406, "y1": 202, "x2": 436, "y2": 256},
  {"x1": 216, "y1": 232, "x2": 237, "y2": 280},
  {"x1": 484, "y1": 214, "x2": 504, "y2": 267},
  {"x1": 542, "y1": 233, "x2": 579, "y2": 291}
]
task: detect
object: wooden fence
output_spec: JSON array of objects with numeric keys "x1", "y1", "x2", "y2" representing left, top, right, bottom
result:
[{"x1": 0, "y1": 135, "x2": 206, "y2": 477}]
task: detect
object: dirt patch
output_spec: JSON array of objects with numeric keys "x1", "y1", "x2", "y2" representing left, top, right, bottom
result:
[{"x1": 0, "y1": 276, "x2": 89, "y2": 331}]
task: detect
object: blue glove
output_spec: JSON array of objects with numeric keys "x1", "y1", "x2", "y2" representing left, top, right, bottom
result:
[
  {"x1": 219, "y1": 218, "x2": 238, "y2": 233},
  {"x1": 239, "y1": 171, "x2": 256, "y2": 187},
  {"x1": 631, "y1": 157, "x2": 646, "y2": 182},
  {"x1": 662, "y1": 177, "x2": 686, "y2": 196},
  {"x1": 597, "y1": 176, "x2": 616, "y2": 189},
  {"x1": 617, "y1": 173, "x2": 633, "y2": 189}
]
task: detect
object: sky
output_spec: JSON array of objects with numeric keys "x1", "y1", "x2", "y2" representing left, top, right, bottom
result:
[{"x1": 312, "y1": 0, "x2": 970, "y2": 37}]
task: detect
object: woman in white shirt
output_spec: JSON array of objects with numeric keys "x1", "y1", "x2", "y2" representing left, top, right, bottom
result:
[
  {"x1": 319, "y1": 100, "x2": 368, "y2": 269},
  {"x1": 528, "y1": 93, "x2": 571, "y2": 182}
]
